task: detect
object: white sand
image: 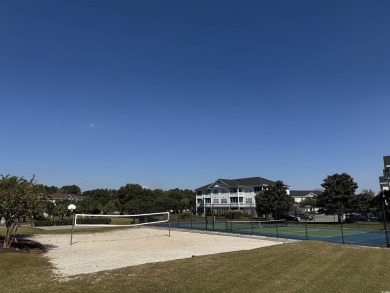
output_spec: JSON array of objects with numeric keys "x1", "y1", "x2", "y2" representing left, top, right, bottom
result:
[{"x1": 32, "y1": 227, "x2": 294, "y2": 277}]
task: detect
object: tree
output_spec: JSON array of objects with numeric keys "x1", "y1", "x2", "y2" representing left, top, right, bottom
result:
[
  {"x1": 59, "y1": 185, "x2": 81, "y2": 195},
  {"x1": 374, "y1": 190, "x2": 390, "y2": 222},
  {"x1": 81, "y1": 188, "x2": 116, "y2": 214},
  {"x1": 317, "y1": 173, "x2": 358, "y2": 221},
  {"x1": 255, "y1": 181, "x2": 294, "y2": 219},
  {"x1": 102, "y1": 200, "x2": 118, "y2": 214},
  {"x1": 355, "y1": 189, "x2": 376, "y2": 214},
  {"x1": 0, "y1": 175, "x2": 46, "y2": 248},
  {"x1": 53, "y1": 203, "x2": 68, "y2": 220},
  {"x1": 44, "y1": 185, "x2": 58, "y2": 194}
]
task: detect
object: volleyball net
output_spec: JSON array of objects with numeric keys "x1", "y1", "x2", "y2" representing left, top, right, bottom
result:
[{"x1": 74, "y1": 212, "x2": 170, "y2": 227}]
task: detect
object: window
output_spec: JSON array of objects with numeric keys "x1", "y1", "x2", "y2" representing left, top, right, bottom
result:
[
  {"x1": 221, "y1": 198, "x2": 227, "y2": 204},
  {"x1": 245, "y1": 188, "x2": 252, "y2": 193},
  {"x1": 205, "y1": 198, "x2": 211, "y2": 204},
  {"x1": 197, "y1": 199, "x2": 203, "y2": 204},
  {"x1": 230, "y1": 188, "x2": 237, "y2": 193},
  {"x1": 205, "y1": 190, "x2": 211, "y2": 195},
  {"x1": 230, "y1": 197, "x2": 238, "y2": 203},
  {"x1": 246, "y1": 198, "x2": 253, "y2": 204},
  {"x1": 221, "y1": 189, "x2": 227, "y2": 194},
  {"x1": 239, "y1": 197, "x2": 243, "y2": 203},
  {"x1": 254, "y1": 187, "x2": 263, "y2": 192},
  {"x1": 213, "y1": 189, "x2": 218, "y2": 194},
  {"x1": 213, "y1": 199, "x2": 219, "y2": 204},
  {"x1": 197, "y1": 191, "x2": 202, "y2": 196}
]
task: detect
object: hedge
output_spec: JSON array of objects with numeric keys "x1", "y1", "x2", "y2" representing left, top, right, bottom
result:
[
  {"x1": 34, "y1": 219, "x2": 72, "y2": 226},
  {"x1": 34, "y1": 217, "x2": 111, "y2": 226}
]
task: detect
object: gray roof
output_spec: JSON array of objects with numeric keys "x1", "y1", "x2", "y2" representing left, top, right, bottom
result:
[
  {"x1": 290, "y1": 190, "x2": 322, "y2": 197},
  {"x1": 49, "y1": 193, "x2": 86, "y2": 201},
  {"x1": 195, "y1": 177, "x2": 277, "y2": 191}
]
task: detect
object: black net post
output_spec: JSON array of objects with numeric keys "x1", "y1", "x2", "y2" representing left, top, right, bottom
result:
[
  {"x1": 381, "y1": 194, "x2": 390, "y2": 247},
  {"x1": 339, "y1": 203, "x2": 345, "y2": 244},
  {"x1": 190, "y1": 207, "x2": 193, "y2": 230},
  {"x1": 251, "y1": 204, "x2": 254, "y2": 235},
  {"x1": 230, "y1": 204, "x2": 233, "y2": 232},
  {"x1": 304, "y1": 216, "x2": 308, "y2": 240},
  {"x1": 212, "y1": 203, "x2": 215, "y2": 231},
  {"x1": 205, "y1": 203, "x2": 208, "y2": 231},
  {"x1": 313, "y1": 203, "x2": 316, "y2": 227},
  {"x1": 177, "y1": 213, "x2": 180, "y2": 228}
]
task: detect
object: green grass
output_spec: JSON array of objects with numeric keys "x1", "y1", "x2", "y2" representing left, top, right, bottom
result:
[{"x1": 1, "y1": 238, "x2": 390, "y2": 293}]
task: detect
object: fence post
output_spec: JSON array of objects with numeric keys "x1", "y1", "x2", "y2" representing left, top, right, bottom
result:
[
  {"x1": 275, "y1": 205, "x2": 279, "y2": 238},
  {"x1": 304, "y1": 216, "x2": 308, "y2": 240},
  {"x1": 251, "y1": 203, "x2": 254, "y2": 235},
  {"x1": 381, "y1": 195, "x2": 390, "y2": 247}
]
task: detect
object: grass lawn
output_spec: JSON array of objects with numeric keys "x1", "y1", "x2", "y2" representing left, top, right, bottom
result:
[{"x1": 1, "y1": 229, "x2": 390, "y2": 292}]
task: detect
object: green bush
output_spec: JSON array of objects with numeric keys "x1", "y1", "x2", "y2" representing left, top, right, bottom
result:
[
  {"x1": 34, "y1": 218, "x2": 111, "y2": 226},
  {"x1": 34, "y1": 219, "x2": 72, "y2": 226},
  {"x1": 178, "y1": 212, "x2": 192, "y2": 219},
  {"x1": 224, "y1": 211, "x2": 249, "y2": 220},
  {"x1": 33, "y1": 220, "x2": 54, "y2": 226}
]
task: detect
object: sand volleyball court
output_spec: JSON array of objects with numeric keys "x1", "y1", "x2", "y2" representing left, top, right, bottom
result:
[{"x1": 32, "y1": 227, "x2": 295, "y2": 277}]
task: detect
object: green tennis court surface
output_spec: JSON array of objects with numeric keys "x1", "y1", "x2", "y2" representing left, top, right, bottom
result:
[
  {"x1": 170, "y1": 220, "x2": 389, "y2": 247},
  {"x1": 184, "y1": 221, "x2": 360, "y2": 238}
]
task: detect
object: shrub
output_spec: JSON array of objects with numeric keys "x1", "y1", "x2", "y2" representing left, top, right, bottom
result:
[
  {"x1": 178, "y1": 212, "x2": 192, "y2": 220},
  {"x1": 33, "y1": 220, "x2": 54, "y2": 226},
  {"x1": 224, "y1": 210, "x2": 249, "y2": 220},
  {"x1": 34, "y1": 219, "x2": 72, "y2": 226},
  {"x1": 34, "y1": 217, "x2": 112, "y2": 226}
]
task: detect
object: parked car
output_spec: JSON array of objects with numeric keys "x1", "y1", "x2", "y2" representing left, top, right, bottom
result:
[
  {"x1": 297, "y1": 213, "x2": 313, "y2": 221},
  {"x1": 284, "y1": 215, "x2": 300, "y2": 222},
  {"x1": 345, "y1": 214, "x2": 368, "y2": 223}
]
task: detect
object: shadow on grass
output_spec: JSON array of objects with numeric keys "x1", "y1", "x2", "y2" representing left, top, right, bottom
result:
[{"x1": 0, "y1": 234, "x2": 57, "y2": 253}]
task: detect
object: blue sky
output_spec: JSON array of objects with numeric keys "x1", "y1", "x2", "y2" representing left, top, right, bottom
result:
[{"x1": 1, "y1": 0, "x2": 389, "y2": 193}]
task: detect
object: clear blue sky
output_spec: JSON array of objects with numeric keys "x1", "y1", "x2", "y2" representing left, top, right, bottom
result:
[{"x1": 1, "y1": 0, "x2": 389, "y2": 193}]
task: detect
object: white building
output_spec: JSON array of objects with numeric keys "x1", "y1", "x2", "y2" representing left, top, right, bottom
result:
[
  {"x1": 195, "y1": 177, "x2": 289, "y2": 216},
  {"x1": 290, "y1": 190, "x2": 322, "y2": 213},
  {"x1": 379, "y1": 156, "x2": 390, "y2": 191}
]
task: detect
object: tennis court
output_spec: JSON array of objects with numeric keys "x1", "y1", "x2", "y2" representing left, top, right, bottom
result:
[{"x1": 170, "y1": 219, "x2": 389, "y2": 247}]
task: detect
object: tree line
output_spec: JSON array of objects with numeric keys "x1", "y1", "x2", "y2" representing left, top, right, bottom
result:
[
  {"x1": 0, "y1": 174, "x2": 195, "y2": 248},
  {"x1": 46, "y1": 184, "x2": 195, "y2": 219},
  {"x1": 1, "y1": 172, "x2": 389, "y2": 248},
  {"x1": 255, "y1": 173, "x2": 388, "y2": 222}
]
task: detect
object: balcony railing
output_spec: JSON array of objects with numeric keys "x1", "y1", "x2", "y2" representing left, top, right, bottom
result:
[
  {"x1": 197, "y1": 192, "x2": 251, "y2": 197},
  {"x1": 196, "y1": 202, "x2": 253, "y2": 208}
]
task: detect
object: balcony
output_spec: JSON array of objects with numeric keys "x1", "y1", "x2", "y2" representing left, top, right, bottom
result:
[{"x1": 196, "y1": 202, "x2": 254, "y2": 208}]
